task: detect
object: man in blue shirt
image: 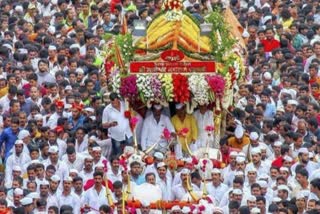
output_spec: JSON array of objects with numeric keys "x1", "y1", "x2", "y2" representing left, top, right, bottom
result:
[{"x1": 0, "y1": 117, "x2": 20, "y2": 161}]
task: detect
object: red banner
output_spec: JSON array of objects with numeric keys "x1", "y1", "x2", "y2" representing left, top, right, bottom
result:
[{"x1": 130, "y1": 61, "x2": 216, "y2": 74}]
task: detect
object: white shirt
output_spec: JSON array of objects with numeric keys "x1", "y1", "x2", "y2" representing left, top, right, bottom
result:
[
  {"x1": 193, "y1": 109, "x2": 214, "y2": 148},
  {"x1": 83, "y1": 186, "x2": 108, "y2": 212},
  {"x1": 102, "y1": 102, "x2": 132, "y2": 141},
  {"x1": 171, "y1": 183, "x2": 200, "y2": 200},
  {"x1": 5, "y1": 151, "x2": 31, "y2": 188},
  {"x1": 245, "y1": 161, "x2": 270, "y2": 177},
  {"x1": 61, "y1": 154, "x2": 84, "y2": 172},
  {"x1": 79, "y1": 170, "x2": 94, "y2": 184},
  {"x1": 0, "y1": 95, "x2": 13, "y2": 112},
  {"x1": 157, "y1": 177, "x2": 173, "y2": 200},
  {"x1": 106, "y1": 169, "x2": 122, "y2": 184},
  {"x1": 43, "y1": 159, "x2": 69, "y2": 181},
  {"x1": 206, "y1": 182, "x2": 229, "y2": 204},
  {"x1": 57, "y1": 192, "x2": 81, "y2": 214},
  {"x1": 46, "y1": 112, "x2": 69, "y2": 129},
  {"x1": 75, "y1": 138, "x2": 88, "y2": 153},
  {"x1": 140, "y1": 114, "x2": 175, "y2": 150}
]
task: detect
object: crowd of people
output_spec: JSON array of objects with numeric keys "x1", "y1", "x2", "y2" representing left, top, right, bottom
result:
[{"x1": 1, "y1": 0, "x2": 320, "y2": 213}]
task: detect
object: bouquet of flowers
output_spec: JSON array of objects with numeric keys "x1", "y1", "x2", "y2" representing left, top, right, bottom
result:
[
  {"x1": 119, "y1": 75, "x2": 138, "y2": 102},
  {"x1": 206, "y1": 75, "x2": 226, "y2": 97},
  {"x1": 159, "y1": 74, "x2": 174, "y2": 102},
  {"x1": 188, "y1": 74, "x2": 210, "y2": 105},
  {"x1": 137, "y1": 74, "x2": 154, "y2": 103},
  {"x1": 172, "y1": 74, "x2": 190, "y2": 103}
]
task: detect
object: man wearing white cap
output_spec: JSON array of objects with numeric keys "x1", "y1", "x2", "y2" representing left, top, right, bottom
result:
[
  {"x1": 57, "y1": 176, "x2": 80, "y2": 213},
  {"x1": 5, "y1": 139, "x2": 31, "y2": 188},
  {"x1": 206, "y1": 168, "x2": 228, "y2": 205},
  {"x1": 244, "y1": 167, "x2": 258, "y2": 191},
  {"x1": 172, "y1": 168, "x2": 200, "y2": 200},
  {"x1": 39, "y1": 180, "x2": 58, "y2": 208},
  {"x1": 141, "y1": 104, "x2": 175, "y2": 153},
  {"x1": 5, "y1": 166, "x2": 22, "y2": 189},
  {"x1": 49, "y1": 175, "x2": 61, "y2": 197},
  {"x1": 277, "y1": 185, "x2": 290, "y2": 200},
  {"x1": 156, "y1": 162, "x2": 173, "y2": 201},
  {"x1": 43, "y1": 146, "x2": 69, "y2": 182},
  {"x1": 291, "y1": 147, "x2": 318, "y2": 175},
  {"x1": 242, "y1": 132, "x2": 270, "y2": 162},
  {"x1": 222, "y1": 150, "x2": 238, "y2": 186},
  {"x1": 245, "y1": 147, "x2": 270, "y2": 176},
  {"x1": 20, "y1": 197, "x2": 34, "y2": 213},
  {"x1": 79, "y1": 155, "x2": 95, "y2": 184},
  {"x1": 295, "y1": 192, "x2": 307, "y2": 214},
  {"x1": 12, "y1": 188, "x2": 24, "y2": 208}
]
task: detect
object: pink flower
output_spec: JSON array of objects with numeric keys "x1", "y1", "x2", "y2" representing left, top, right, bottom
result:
[
  {"x1": 102, "y1": 159, "x2": 108, "y2": 173},
  {"x1": 199, "y1": 205, "x2": 205, "y2": 211},
  {"x1": 162, "y1": 128, "x2": 171, "y2": 141},
  {"x1": 202, "y1": 159, "x2": 208, "y2": 165},
  {"x1": 119, "y1": 158, "x2": 128, "y2": 172},
  {"x1": 206, "y1": 75, "x2": 226, "y2": 97},
  {"x1": 178, "y1": 127, "x2": 189, "y2": 137},
  {"x1": 205, "y1": 125, "x2": 214, "y2": 132},
  {"x1": 191, "y1": 156, "x2": 198, "y2": 165},
  {"x1": 130, "y1": 116, "x2": 139, "y2": 130}
]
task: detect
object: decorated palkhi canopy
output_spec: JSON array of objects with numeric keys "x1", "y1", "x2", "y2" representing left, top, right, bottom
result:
[{"x1": 104, "y1": 0, "x2": 245, "y2": 109}]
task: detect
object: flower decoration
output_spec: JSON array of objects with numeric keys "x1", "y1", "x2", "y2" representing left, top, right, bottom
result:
[
  {"x1": 159, "y1": 74, "x2": 174, "y2": 101},
  {"x1": 130, "y1": 116, "x2": 139, "y2": 130},
  {"x1": 119, "y1": 158, "x2": 128, "y2": 172},
  {"x1": 162, "y1": 128, "x2": 171, "y2": 141},
  {"x1": 188, "y1": 74, "x2": 210, "y2": 105},
  {"x1": 200, "y1": 159, "x2": 208, "y2": 172},
  {"x1": 119, "y1": 75, "x2": 138, "y2": 103},
  {"x1": 150, "y1": 74, "x2": 165, "y2": 101},
  {"x1": 205, "y1": 125, "x2": 214, "y2": 132},
  {"x1": 162, "y1": 0, "x2": 183, "y2": 11},
  {"x1": 104, "y1": 59, "x2": 115, "y2": 75},
  {"x1": 191, "y1": 155, "x2": 198, "y2": 165},
  {"x1": 110, "y1": 69, "x2": 121, "y2": 94},
  {"x1": 102, "y1": 159, "x2": 108, "y2": 173},
  {"x1": 124, "y1": 110, "x2": 131, "y2": 119},
  {"x1": 172, "y1": 74, "x2": 190, "y2": 103},
  {"x1": 178, "y1": 127, "x2": 189, "y2": 137},
  {"x1": 137, "y1": 74, "x2": 154, "y2": 103},
  {"x1": 198, "y1": 205, "x2": 205, "y2": 211},
  {"x1": 206, "y1": 75, "x2": 226, "y2": 97}
]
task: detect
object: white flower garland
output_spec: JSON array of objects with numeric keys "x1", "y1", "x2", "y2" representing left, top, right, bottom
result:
[
  {"x1": 188, "y1": 74, "x2": 210, "y2": 105},
  {"x1": 137, "y1": 74, "x2": 154, "y2": 102}
]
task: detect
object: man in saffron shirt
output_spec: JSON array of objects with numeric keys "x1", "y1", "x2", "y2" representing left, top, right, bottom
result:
[{"x1": 260, "y1": 27, "x2": 280, "y2": 53}]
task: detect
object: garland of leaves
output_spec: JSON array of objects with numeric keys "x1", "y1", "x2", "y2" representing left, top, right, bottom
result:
[
  {"x1": 115, "y1": 34, "x2": 135, "y2": 65},
  {"x1": 205, "y1": 9, "x2": 237, "y2": 74}
]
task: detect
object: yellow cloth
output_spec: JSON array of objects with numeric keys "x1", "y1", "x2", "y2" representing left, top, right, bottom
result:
[
  {"x1": 227, "y1": 135, "x2": 250, "y2": 150},
  {"x1": 280, "y1": 18, "x2": 293, "y2": 30},
  {"x1": 171, "y1": 114, "x2": 198, "y2": 152},
  {"x1": 0, "y1": 87, "x2": 8, "y2": 98}
]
